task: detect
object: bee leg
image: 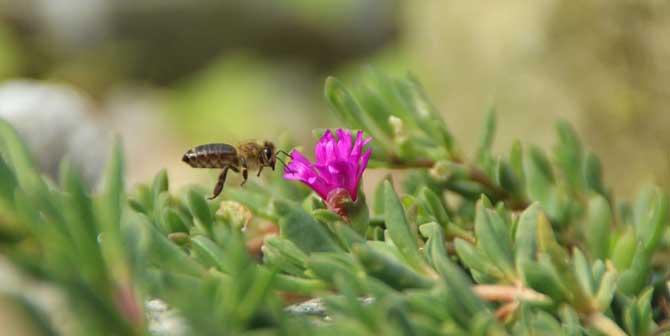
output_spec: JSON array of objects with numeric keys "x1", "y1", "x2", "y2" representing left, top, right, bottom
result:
[
  {"x1": 208, "y1": 167, "x2": 229, "y2": 200},
  {"x1": 256, "y1": 166, "x2": 264, "y2": 177},
  {"x1": 241, "y1": 166, "x2": 248, "y2": 186}
]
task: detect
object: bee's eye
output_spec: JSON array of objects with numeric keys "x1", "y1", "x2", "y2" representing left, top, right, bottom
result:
[{"x1": 263, "y1": 148, "x2": 272, "y2": 160}]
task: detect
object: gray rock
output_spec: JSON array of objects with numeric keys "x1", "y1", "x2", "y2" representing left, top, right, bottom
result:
[
  {"x1": 0, "y1": 80, "x2": 109, "y2": 186},
  {"x1": 145, "y1": 299, "x2": 188, "y2": 336}
]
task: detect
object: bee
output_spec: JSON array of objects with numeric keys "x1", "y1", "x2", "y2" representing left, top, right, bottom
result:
[{"x1": 182, "y1": 141, "x2": 289, "y2": 199}]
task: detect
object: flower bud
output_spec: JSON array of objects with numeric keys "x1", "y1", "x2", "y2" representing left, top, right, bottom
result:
[{"x1": 216, "y1": 200, "x2": 253, "y2": 230}]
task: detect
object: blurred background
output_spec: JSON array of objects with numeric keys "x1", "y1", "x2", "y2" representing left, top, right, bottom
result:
[{"x1": 0, "y1": 0, "x2": 668, "y2": 197}]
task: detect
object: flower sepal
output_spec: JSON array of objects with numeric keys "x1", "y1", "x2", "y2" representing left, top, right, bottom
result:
[{"x1": 325, "y1": 187, "x2": 369, "y2": 236}]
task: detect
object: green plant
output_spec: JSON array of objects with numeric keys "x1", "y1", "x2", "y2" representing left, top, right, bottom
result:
[{"x1": 1, "y1": 69, "x2": 669, "y2": 335}]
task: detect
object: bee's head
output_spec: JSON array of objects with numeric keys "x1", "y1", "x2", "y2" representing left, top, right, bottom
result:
[{"x1": 261, "y1": 141, "x2": 276, "y2": 170}]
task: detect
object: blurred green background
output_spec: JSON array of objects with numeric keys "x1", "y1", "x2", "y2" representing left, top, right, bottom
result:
[{"x1": 0, "y1": 0, "x2": 668, "y2": 196}]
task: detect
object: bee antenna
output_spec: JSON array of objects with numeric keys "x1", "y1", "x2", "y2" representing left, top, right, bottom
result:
[
  {"x1": 275, "y1": 156, "x2": 295, "y2": 173},
  {"x1": 276, "y1": 150, "x2": 293, "y2": 159}
]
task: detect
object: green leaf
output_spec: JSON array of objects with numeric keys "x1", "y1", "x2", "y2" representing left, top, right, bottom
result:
[
  {"x1": 641, "y1": 188, "x2": 668, "y2": 253},
  {"x1": 623, "y1": 287, "x2": 654, "y2": 336},
  {"x1": 584, "y1": 195, "x2": 612, "y2": 260},
  {"x1": 593, "y1": 267, "x2": 617, "y2": 311},
  {"x1": 191, "y1": 235, "x2": 228, "y2": 272},
  {"x1": 273, "y1": 199, "x2": 341, "y2": 253},
  {"x1": 98, "y1": 138, "x2": 125, "y2": 230},
  {"x1": 353, "y1": 243, "x2": 433, "y2": 290},
  {"x1": 536, "y1": 215, "x2": 590, "y2": 310},
  {"x1": 187, "y1": 189, "x2": 215, "y2": 237},
  {"x1": 524, "y1": 146, "x2": 567, "y2": 223},
  {"x1": 417, "y1": 187, "x2": 450, "y2": 230},
  {"x1": 161, "y1": 208, "x2": 189, "y2": 233},
  {"x1": 129, "y1": 184, "x2": 151, "y2": 214},
  {"x1": 324, "y1": 77, "x2": 366, "y2": 130},
  {"x1": 345, "y1": 189, "x2": 370, "y2": 236},
  {"x1": 312, "y1": 209, "x2": 360, "y2": 250},
  {"x1": 583, "y1": 152, "x2": 607, "y2": 197},
  {"x1": 475, "y1": 108, "x2": 496, "y2": 170},
  {"x1": 262, "y1": 236, "x2": 308, "y2": 277},
  {"x1": 527, "y1": 146, "x2": 554, "y2": 183},
  {"x1": 621, "y1": 288, "x2": 654, "y2": 336},
  {"x1": 515, "y1": 306, "x2": 563, "y2": 335},
  {"x1": 373, "y1": 175, "x2": 391, "y2": 216},
  {"x1": 418, "y1": 222, "x2": 448, "y2": 270},
  {"x1": 235, "y1": 266, "x2": 277, "y2": 326},
  {"x1": 152, "y1": 169, "x2": 169, "y2": 200},
  {"x1": 383, "y1": 181, "x2": 431, "y2": 275},
  {"x1": 96, "y1": 138, "x2": 131, "y2": 282},
  {"x1": 134, "y1": 214, "x2": 204, "y2": 277},
  {"x1": 446, "y1": 179, "x2": 489, "y2": 200},
  {"x1": 454, "y1": 238, "x2": 504, "y2": 280},
  {"x1": 611, "y1": 227, "x2": 637, "y2": 270},
  {"x1": 225, "y1": 185, "x2": 275, "y2": 220},
  {"x1": 59, "y1": 160, "x2": 109, "y2": 287},
  {"x1": 509, "y1": 140, "x2": 524, "y2": 183},
  {"x1": 617, "y1": 245, "x2": 651, "y2": 296},
  {"x1": 431, "y1": 247, "x2": 488, "y2": 329},
  {"x1": 515, "y1": 203, "x2": 541, "y2": 275},
  {"x1": 553, "y1": 121, "x2": 583, "y2": 192},
  {"x1": 0, "y1": 155, "x2": 17, "y2": 206},
  {"x1": 356, "y1": 84, "x2": 394, "y2": 137},
  {"x1": 397, "y1": 73, "x2": 457, "y2": 155},
  {"x1": 365, "y1": 70, "x2": 416, "y2": 125},
  {"x1": 474, "y1": 196, "x2": 515, "y2": 280},
  {"x1": 521, "y1": 261, "x2": 569, "y2": 303},
  {"x1": 496, "y1": 158, "x2": 522, "y2": 198},
  {"x1": 573, "y1": 248, "x2": 594, "y2": 296},
  {"x1": 271, "y1": 272, "x2": 328, "y2": 295},
  {"x1": 0, "y1": 118, "x2": 42, "y2": 190},
  {"x1": 306, "y1": 252, "x2": 357, "y2": 284},
  {"x1": 633, "y1": 187, "x2": 655, "y2": 240},
  {"x1": 559, "y1": 305, "x2": 581, "y2": 336}
]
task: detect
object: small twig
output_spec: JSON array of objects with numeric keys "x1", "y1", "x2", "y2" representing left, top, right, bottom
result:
[
  {"x1": 494, "y1": 301, "x2": 519, "y2": 321},
  {"x1": 587, "y1": 313, "x2": 627, "y2": 336},
  {"x1": 468, "y1": 165, "x2": 529, "y2": 210},
  {"x1": 386, "y1": 157, "x2": 436, "y2": 169},
  {"x1": 377, "y1": 158, "x2": 529, "y2": 210},
  {"x1": 473, "y1": 284, "x2": 550, "y2": 303}
]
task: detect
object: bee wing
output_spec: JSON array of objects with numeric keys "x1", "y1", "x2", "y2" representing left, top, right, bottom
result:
[{"x1": 190, "y1": 143, "x2": 236, "y2": 156}]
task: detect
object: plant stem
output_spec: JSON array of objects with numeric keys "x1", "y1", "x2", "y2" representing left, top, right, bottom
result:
[
  {"x1": 587, "y1": 313, "x2": 627, "y2": 336},
  {"x1": 473, "y1": 284, "x2": 550, "y2": 303},
  {"x1": 382, "y1": 158, "x2": 529, "y2": 210},
  {"x1": 494, "y1": 301, "x2": 518, "y2": 321}
]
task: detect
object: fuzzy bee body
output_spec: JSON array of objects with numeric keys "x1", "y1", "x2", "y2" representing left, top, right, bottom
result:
[
  {"x1": 182, "y1": 143, "x2": 239, "y2": 168},
  {"x1": 182, "y1": 141, "x2": 277, "y2": 199}
]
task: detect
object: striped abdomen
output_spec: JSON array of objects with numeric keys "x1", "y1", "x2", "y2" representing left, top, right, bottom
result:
[{"x1": 182, "y1": 143, "x2": 238, "y2": 168}]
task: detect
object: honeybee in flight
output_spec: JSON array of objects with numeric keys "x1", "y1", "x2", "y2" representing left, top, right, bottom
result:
[{"x1": 182, "y1": 141, "x2": 290, "y2": 199}]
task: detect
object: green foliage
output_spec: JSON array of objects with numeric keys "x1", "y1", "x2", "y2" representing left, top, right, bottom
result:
[{"x1": 1, "y1": 71, "x2": 669, "y2": 335}]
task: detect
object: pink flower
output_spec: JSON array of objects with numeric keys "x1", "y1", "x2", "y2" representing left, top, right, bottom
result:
[{"x1": 284, "y1": 129, "x2": 372, "y2": 205}]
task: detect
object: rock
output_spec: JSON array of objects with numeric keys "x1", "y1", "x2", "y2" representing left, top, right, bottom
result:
[
  {"x1": 0, "y1": 80, "x2": 109, "y2": 187},
  {"x1": 145, "y1": 299, "x2": 188, "y2": 336}
]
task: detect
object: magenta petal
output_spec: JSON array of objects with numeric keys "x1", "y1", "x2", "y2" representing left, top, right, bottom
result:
[
  {"x1": 308, "y1": 180, "x2": 331, "y2": 199},
  {"x1": 284, "y1": 150, "x2": 317, "y2": 180},
  {"x1": 315, "y1": 130, "x2": 333, "y2": 163},
  {"x1": 290, "y1": 150, "x2": 312, "y2": 165},
  {"x1": 283, "y1": 128, "x2": 373, "y2": 204},
  {"x1": 335, "y1": 129, "x2": 352, "y2": 161},
  {"x1": 356, "y1": 148, "x2": 372, "y2": 181},
  {"x1": 350, "y1": 131, "x2": 366, "y2": 159}
]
